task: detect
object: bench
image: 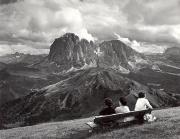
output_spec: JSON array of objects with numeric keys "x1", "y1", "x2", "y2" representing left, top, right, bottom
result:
[{"x1": 86, "y1": 109, "x2": 152, "y2": 131}]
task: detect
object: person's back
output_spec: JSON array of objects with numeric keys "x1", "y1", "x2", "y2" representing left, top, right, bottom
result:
[
  {"x1": 134, "y1": 92, "x2": 156, "y2": 122},
  {"x1": 115, "y1": 106, "x2": 130, "y2": 113},
  {"x1": 99, "y1": 106, "x2": 115, "y2": 115},
  {"x1": 115, "y1": 97, "x2": 134, "y2": 122},
  {"x1": 115, "y1": 97, "x2": 130, "y2": 113},
  {"x1": 99, "y1": 98, "x2": 115, "y2": 115},
  {"x1": 135, "y1": 92, "x2": 152, "y2": 111}
]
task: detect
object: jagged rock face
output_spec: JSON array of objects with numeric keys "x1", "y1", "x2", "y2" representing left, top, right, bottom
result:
[
  {"x1": 98, "y1": 40, "x2": 147, "y2": 71},
  {"x1": 48, "y1": 33, "x2": 148, "y2": 72},
  {"x1": 48, "y1": 33, "x2": 96, "y2": 70},
  {"x1": 164, "y1": 47, "x2": 180, "y2": 63},
  {"x1": 1, "y1": 68, "x2": 176, "y2": 127}
]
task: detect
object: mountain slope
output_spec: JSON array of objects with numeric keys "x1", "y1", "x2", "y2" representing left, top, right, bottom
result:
[
  {"x1": 0, "y1": 62, "x2": 62, "y2": 106},
  {"x1": 164, "y1": 47, "x2": 180, "y2": 63},
  {"x1": 0, "y1": 67, "x2": 176, "y2": 128}
]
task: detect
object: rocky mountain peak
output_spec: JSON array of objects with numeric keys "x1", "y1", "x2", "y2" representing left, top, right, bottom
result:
[
  {"x1": 61, "y1": 33, "x2": 80, "y2": 43},
  {"x1": 48, "y1": 33, "x2": 96, "y2": 70},
  {"x1": 48, "y1": 33, "x2": 149, "y2": 73}
]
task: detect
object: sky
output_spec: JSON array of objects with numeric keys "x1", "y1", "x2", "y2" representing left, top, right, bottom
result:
[{"x1": 0, "y1": 0, "x2": 180, "y2": 55}]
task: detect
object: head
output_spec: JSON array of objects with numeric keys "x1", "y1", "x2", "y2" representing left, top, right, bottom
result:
[
  {"x1": 104, "y1": 98, "x2": 113, "y2": 107},
  {"x1": 138, "y1": 92, "x2": 146, "y2": 98},
  {"x1": 119, "y1": 97, "x2": 127, "y2": 106}
]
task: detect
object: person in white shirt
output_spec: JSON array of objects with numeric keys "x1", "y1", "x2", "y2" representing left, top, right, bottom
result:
[
  {"x1": 135, "y1": 92, "x2": 156, "y2": 122},
  {"x1": 115, "y1": 97, "x2": 134, "y2": 122},
  {"x1": 135, "y1": 92, "x2": 152, "y2": 111}
]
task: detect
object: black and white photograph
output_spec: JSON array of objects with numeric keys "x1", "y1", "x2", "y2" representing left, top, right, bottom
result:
[{"x1": 0, "y1": 0, "x2": 180, "y2": 138}]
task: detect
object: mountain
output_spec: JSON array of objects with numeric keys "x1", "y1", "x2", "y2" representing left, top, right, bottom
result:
[
  {"x1": 0, "y1": 61, "x2": 63, "y2": 106},
  {"x1": 143, "y1": 48, "x2": 180, "y2": 94},
  {"x1": 48, "y1": 33, "x2": 96, "y2": 71},
  {"x1": 164, "y1": 47, "x2": 180, "y2": 63},
  {"x1": 0, "y1": 52, "x2": 47, "y2": 65},
  {"x1": 0, "y1": 67, "x2": 51, "y2": 106},
  {"x1": 125, "y1": 67, "x2": 180, "y2": 95},
  {"x1": 48, "y1": 33, "x2": 150, "y2": 73},
  {"x1": 0, "y1": 33, "x2": 179, "y2": 129},
  {"x1": 98, "y1": 40, "x2": 149, "y2": 72},
  {"x1": 1, "y1": 67, "x2": 177, "y2": 128}
]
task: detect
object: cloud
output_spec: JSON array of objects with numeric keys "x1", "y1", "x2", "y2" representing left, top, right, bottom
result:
[
  {"x1": 0, "y1": 0, "x2": 179, "y2": 55},
  {"x1": 0, "y1": 0, "x2": 18, "y2": 5},
  {"x1": 114, "y1": 33, "x2": 166, "y2": 53},
  {"x1": 122, "y1": 0, "x2": 180, "y2": 25}
]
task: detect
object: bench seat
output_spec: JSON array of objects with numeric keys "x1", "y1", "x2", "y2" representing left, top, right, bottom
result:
[{"x1": 86, "y1": 109, "x2": 152, "y2": 130}]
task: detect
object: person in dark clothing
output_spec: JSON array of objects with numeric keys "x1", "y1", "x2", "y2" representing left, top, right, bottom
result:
[
  {"x1": 99, "y1": 98, "x2": 115, "y2": 115},
  {"x1": 97, "y1": 98, "x2": 116, "y2": 125}
]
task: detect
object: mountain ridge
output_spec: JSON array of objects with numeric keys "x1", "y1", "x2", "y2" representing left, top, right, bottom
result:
[{"x1": 48, "y1": 33, "x2": 150, "y2": 73}]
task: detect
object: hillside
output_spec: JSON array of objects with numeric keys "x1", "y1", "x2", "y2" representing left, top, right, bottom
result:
[
  {"x1": 164, "y1": 47, "x2": 180, "y2": 63},
  {"x1": 0, "y1": 63, "x2": 61, "y2": 106},
  {"x1": 0, "y1": 106, "x2": 179, "y2": 139},
  {"x1": 1, "y1": 67, "x2": 176, "y2": 128}
]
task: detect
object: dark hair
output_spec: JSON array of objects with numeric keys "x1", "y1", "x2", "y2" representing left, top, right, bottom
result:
[
  {"x1": 119, "y1": 97, "x2": 127, "y2": 106},
  {"x1": 138, "y1": 92, "x2": 145, "y2": 98},
  {"x1": 104, "y1": 98, "x2": 113, "y2": 107}
]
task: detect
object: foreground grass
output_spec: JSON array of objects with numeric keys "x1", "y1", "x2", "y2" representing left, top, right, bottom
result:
[
  {"x1": 0, "y1": 107, "x2": 180, "y2": 139},
  {"x1": 88, "y1": 107, "x2": 180, "y2": 139}
]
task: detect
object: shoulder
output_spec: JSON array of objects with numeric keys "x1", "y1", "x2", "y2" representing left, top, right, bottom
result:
[
  {"x1": 139, "y1": 98, "x2": 147, "y2": 102},
  {"x1": 115, "y1": 107, "x2": 120, "y2": 111},
  {"x1": 115, "y1": 107, "x2": 122, "y2": 112},
  {"x1": 124, "y1": 106, "x2": 130, "y2": 111},
  {"x1": 143, "y1": 98, "x2": 149, "y2": 102},
  {"x1": 124, "y1": 106, "x2": 130, "y2": 109},
  {"x1": 99, "y1": 107, "x2": 107, "y2": 114}
]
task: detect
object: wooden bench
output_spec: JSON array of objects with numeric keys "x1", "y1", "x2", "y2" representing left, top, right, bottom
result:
[{"x1": 86, "y1": 109, "x2": 152, "y2": 131}]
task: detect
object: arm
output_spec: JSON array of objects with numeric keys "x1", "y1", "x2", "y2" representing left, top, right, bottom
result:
[{"x1": 145, "y1": 99, "x2": 153, "y2": 109}]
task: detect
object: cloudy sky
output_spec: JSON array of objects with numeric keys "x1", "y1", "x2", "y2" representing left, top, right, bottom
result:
[{"x1": 0, "y1": 0, "x2": 180, "y2": 55}]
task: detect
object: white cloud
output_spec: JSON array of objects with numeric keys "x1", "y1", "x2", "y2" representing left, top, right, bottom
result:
[
  {"x1": 0, "y1": 0, "x2": 180, "y2": 55},
  {"x1": 114, "y1": 33, "x2": 131, "y2": 45},
  {"x1": 114, "y1": 33, "x2": 166, "y2": 53},
  {"x1": 172, "y1": 25, "x2": 180, "y2": 42}
]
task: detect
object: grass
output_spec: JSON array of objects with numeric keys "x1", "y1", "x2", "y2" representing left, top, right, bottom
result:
[
  {"x1": 88, "y1": 107, "x2": 180, "y2": 139},
  {"x1": 0, "y1": 107, "x2": 180, "y2": 139}
]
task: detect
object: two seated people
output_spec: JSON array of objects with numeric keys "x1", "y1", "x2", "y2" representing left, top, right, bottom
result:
[{"x1": 99, "y1": 92, "x2": 157, "y2": 125}]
